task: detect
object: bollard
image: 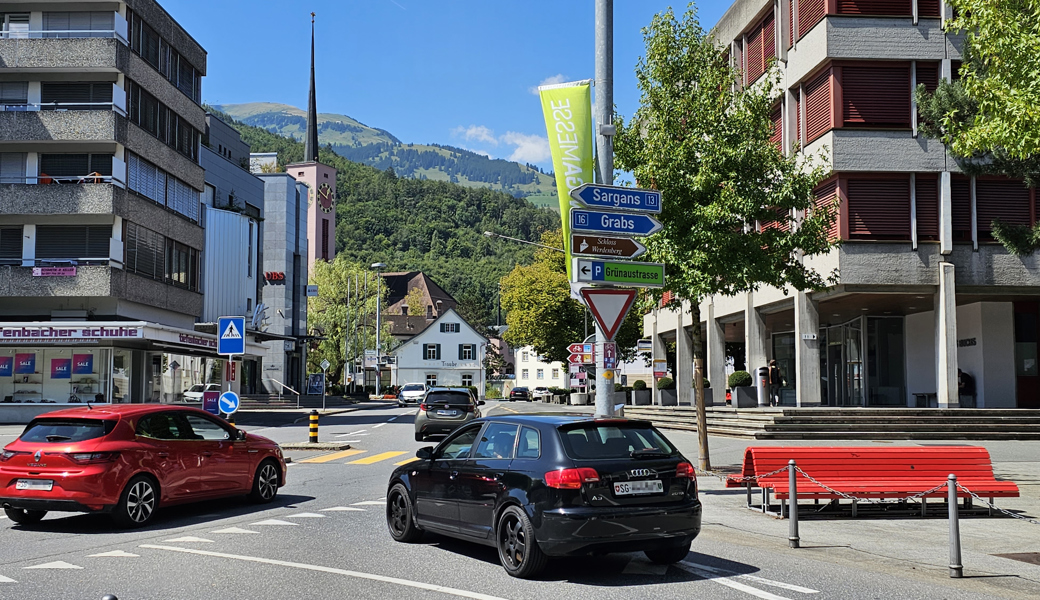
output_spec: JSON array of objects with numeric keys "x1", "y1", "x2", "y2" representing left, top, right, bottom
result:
[
  {"x1": 101, "y1": 596, "x2": 118, "y2": 600},
  {"x1": 788, "y1": 460, "x2": 800, "y2": 548},
  {"x1": 226, "y1": 413, "x2": 235, "y2": 427},
  {"x1": 309, "y1": 410, "x2": 319, "y2": 443},
  {"x1": 948, "y1": 474, "x2": 963, "y2": 578}
]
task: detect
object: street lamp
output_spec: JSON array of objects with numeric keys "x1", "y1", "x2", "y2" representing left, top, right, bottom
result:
[
  {"x1": 371, "y1": 262, "x2": 387, "y2": 396},
  {"x1": 483, "y1": 231, "x2": 565, "y2": 253}
]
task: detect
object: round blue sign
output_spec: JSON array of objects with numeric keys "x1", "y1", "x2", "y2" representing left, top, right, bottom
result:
[{"x1": 218, "y1": 391, "x2": 240, "y2": 415}]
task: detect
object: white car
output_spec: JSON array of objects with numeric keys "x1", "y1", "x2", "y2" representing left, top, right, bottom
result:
[
  {"x1": 397, "y1": 383, "x2": 427, "y2": 407},
  {"x1": 183, "y1": 383, "x2": 221, "y2": 402}
]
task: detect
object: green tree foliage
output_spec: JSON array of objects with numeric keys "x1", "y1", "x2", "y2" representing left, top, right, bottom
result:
[
  {"x1": 500, "y1": 230, "x2": 642, "y2": 364},
  {"x1": 613, "y1": 5, "x2": 835, "y2": 469}
]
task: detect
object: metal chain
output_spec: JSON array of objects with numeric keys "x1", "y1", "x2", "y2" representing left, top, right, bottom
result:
[
  {"x1": 794, "y1": 467, "x2": 951, "y2": 505},
  {"x1": 956, "y1": 483, "x2": 1040, "y2": 526},
  {"x1": 698, "y1": 465, "x2": 791, "y2": 483}
]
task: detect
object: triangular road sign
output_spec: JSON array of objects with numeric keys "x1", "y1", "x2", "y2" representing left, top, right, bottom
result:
[
  {"x1": 580, "y1": 288, "x2": 637, "y2": 341},
  {"x1": 221, "y1": 321, "x2": 242, "y2": 340}
]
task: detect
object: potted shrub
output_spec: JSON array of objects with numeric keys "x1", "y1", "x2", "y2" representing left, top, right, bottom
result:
[
  {"x1": 631, "y1": 379, "x2": 651, "y2": 405},
  {"x1": 657, "y1": 377, "x2": 677, "y2": 406},
  {"x1": 728, "y1": 370, "x2": 757, "y2": 407}
]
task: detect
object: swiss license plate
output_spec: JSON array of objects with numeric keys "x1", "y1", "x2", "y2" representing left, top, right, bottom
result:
[
  {"x1": 614, "y1": 479, "x2": 664, "y2": 496},
  {"x1": 15, "y1": 479, "x2": 53, "y2": 491},
  {"x1": 437, "y1": 409, "x2": 457, "y2": 416}
]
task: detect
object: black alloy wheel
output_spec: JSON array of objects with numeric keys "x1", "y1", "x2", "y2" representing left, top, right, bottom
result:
[
  {"x1": 4, "y1": 507, "x2": 46, "y2": 525},
  {"x1": 249, "y1": 460, "x2": 280, "y2": 503},
  {"x1": 112, "y1": 475, "x2": 158, "y2": 528},
  {"x1": 386, "y1": 483, "x2": 422, "y2": 542},
  {"x1": 496, "y1": 505, "x2": 547, "y2": 578}
]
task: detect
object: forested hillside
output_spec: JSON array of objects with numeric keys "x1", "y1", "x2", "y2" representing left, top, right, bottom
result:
[{"x1": 209, "y1": 109, "x2": 561, "y2": 329}]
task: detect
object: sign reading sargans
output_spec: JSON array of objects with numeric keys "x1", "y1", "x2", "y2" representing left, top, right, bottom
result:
[{"x1": 0, "y1": 326, "x2": 143, "y2": 343}]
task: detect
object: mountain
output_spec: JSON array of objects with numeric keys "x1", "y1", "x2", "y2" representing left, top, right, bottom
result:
[{"x1": 213, "y1": 102, "x2": 559, "y2": 201}]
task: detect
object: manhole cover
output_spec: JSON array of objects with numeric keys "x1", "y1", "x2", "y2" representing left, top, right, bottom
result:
[{"x1": 994, "y1": 553, "x2": 1040, "y2": 566}]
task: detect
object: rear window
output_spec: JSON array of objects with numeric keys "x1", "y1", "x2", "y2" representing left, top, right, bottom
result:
[
  {"x1": 21, "y1": 418, "x2": 115, "y2": 443},
  {"x1": 558, "y1": 423, "x2": 676, "y2": 460},
  {"x1": 426, "y1": 391, "x2": 472, "y2": 405},
  {"x1": 402, "y1": 384, "x2": 424, "y2": 392},
  {"x1": 513, "y1": 387, "x2": 528, "y2": 392}
]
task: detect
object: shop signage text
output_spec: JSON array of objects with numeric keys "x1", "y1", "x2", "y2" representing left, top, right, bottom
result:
[
  {"x1": 179, "y1": 333, "x2": 217, "y2": 349},
  {"x1": 0, "y1": 326, "x2": 142, "y2": 341},
  {"x1": 32, "y1": 267, "x2": 77, "y2": 277}
]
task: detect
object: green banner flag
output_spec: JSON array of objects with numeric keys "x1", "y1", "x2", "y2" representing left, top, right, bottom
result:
[{"x1": 539, "y1": 80, "x2": 594, "y2": 277}]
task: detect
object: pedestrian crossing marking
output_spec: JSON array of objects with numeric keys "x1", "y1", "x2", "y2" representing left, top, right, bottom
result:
[
  {"x1": 300, "y1": 449, "x2": 366, "y2": 463},
  {"x1": 221, "y1": 320, "x2": 242, "y2": 339},
  {"x1": 88, "y1": 550, "x2": 139, "y2": 558},
  {"x1": 351, "y1": 501, "x2": 384, "y2": 506},
  {"x1": 0, "y1": 574, "x2": 16, "y2": 583},
  {"x1": 321, "y1": 506, "x2": 365, "y2": 512},
  {"x1": 211, "y1": 527, "x2": 260, "y2": 534},
  {"x1": 348, "y1": 451, "x2": 407, "y2": 465},
  {"x1": 286, "y1": 512, "x2": 325, "y2": 518},
  {"x1": 252, "y1": 519, "x2": 299, "y2": 526},
  {"x1": 394, "y1": 457, "x2": 420, "y2": 466},
  {"x1": 25, "y1": 561, "x2": 83, "y2": 570},
  {"x1": 165, "y1": 536, "x2": 214, "y2": 543}
]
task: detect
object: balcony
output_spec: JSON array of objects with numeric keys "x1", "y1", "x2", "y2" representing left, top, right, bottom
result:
[
  {"x1": 0, "y1": 35, "x2": 127, "y2": 72},
  {"x1": 0, "y1": 179, "x2": 123, "y2": 216},
  {"x1": 0, "y1": 110, "x2": 124, "y2": 145}
]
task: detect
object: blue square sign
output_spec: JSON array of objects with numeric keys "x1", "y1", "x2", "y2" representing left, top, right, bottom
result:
[{"x1": 217, "y1": 316, "x2": 246, "y2": 355}]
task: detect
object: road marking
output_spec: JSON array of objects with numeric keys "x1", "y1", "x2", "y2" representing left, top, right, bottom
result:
[
  {"x1": 252, "y1": 519, "x2": 298, "y2": 526},
  {"x1": 373, "y1": 423, "x2": 386, "y2": 429},
  {"x1": 0, "y1": 515, "x2": 6, "y2": 520},
  {"x1": 139, "y1": 544, "x2": 510, "y2": 600},
  {"x1": 300, "y1": 449, "x2": 366, "y2": 463},
  {"x1": 676, "y1": 563, "x2": 795, "y2": 600},
  {"x1": 394, "y1": 457, "x2": 420, "y2": 466},
  {"x1": 333, "y1": 439, "x2": 361, "y2": 443},
  {"x1": 25, "y1": 561, "x2": 83, "y2": 570},
  {"x1": 165, "y1": 536, "x2": 214, "y2": 543},
  {"x1": 0, "y1": 574, "x2": 15, "y2": 583},
  {"x1": 351, "y1": 501, "x2": 384, "y2": 506},
  {"x1": 388, "y1": 416, "x2": 398, "y2": 421},
  {"x1": 684, "y1": 561, "x2": 819, "y2": 594},
  {"x1": 348, "y1": 451, "x2": 407, "y2": 465},
  {"x1": 211, "y1": 527, "x2": 260, "y2": 534},
  {"x1": 286, "y1": 512, "x2": 325, "y2": 519},
  {"x1": 88, "y1": 550, "x2": 139, "y2": 558},
  {"x1": 320, "y1": 507, "x2": 366, "y2": 512}
]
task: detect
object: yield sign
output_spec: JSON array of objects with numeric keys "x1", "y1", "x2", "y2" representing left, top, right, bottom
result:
[{"x1": 580, "y1": 288, "x2": 637, "y2": 341}]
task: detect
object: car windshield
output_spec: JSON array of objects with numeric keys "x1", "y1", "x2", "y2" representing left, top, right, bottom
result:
[
  {"x1": 513, "y1": 387, "x2": 528, "y2": 392},
  {"x1": 21, "y1": 418, "x2": 115, "y2": 443},
  {"x1": 187, "y1": 384, "x2": 204, "y2": 392},
  {"x1": 402, "y1": 384, "x2": 424, "y2": 392},
  {"x1": 426, "y1": 391, "x2": 472, "y2": 406},
  {"x1": 558, "y1": 423, "x2": 676, "y2": 460}
]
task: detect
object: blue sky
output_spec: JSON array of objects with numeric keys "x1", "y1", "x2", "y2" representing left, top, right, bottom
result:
[{"x1": 168, "y1": 1, "x2": 729, "y2": 170}]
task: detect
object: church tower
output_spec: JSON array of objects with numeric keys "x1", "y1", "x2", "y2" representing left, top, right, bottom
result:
[{"x1": 287, "y1": 12, "x2": 337, "y2": 271}]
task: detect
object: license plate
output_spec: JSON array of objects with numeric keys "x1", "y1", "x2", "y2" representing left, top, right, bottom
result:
[
  {"x1": 15, "y1": 479, "x2": 53, "y2": 491},
  {"x1": 614, "y1": 479, "x2": 664, "y2": 496},
  {"x1": 437, "y1": 409, "x2": 457, "y2": 416}
]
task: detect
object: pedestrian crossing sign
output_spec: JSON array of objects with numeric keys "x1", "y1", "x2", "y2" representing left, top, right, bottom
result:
[{"x1": 218, "y1": 316, "x2": 246, "y2": 356}]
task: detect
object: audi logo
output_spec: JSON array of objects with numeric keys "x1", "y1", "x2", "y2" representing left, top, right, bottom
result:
[{"x1": 629, "y1": 469, "x2": 656, "y2": 478}]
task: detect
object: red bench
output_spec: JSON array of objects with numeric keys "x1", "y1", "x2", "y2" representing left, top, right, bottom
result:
[{"x1": 725, "y1": 446, "x2": 1020, "y2": 516}]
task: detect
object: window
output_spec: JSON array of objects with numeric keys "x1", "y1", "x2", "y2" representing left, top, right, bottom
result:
[
  {"x1": 521, "y1": 369, "x2": 529, "y2": 380},
  {"x1": 915, "y1": 174, "x2": 940, "y2": 241},
  {"x1": 321, "y1": 219, "x2": 329, "y2": 260},
  {"x1": 804, "y1": 69, "x2": 833, "y2": 143},
  {"x1": 126, "y1": 9, "x2": 202, "y2": 104},
  {"x1": 424, "y1": 344, "x2": 441, "y2": 360},
  {"x1": 426, "y1": 374, "x2": 437, "y2": 387},
  {"x1": 426, "y1": 305, "x2": 433, "y2": 319},
  {"x1": 798, "y1": 0, "x2": 827, "y2": 39},
  {"x1": 516, "y1": 426, "x2": 540, "y2": 459},
  {"x1": 976, "y1": 178, "x2": 1032, "y2": 241},
  {"x1": 521, "y1": 351, "x2": 530, "y2": 362},
  {"x1": 41, "y1": 82, "x2": 113, "y2": 110},
  {"x1": 182, "y1": 414, "x2": 230, "y2": 441},
  {"x1": 459, "y1": 344, "x2": 474, "y2": 360},
  {"x1": 836, "y1": 0, "x2": 912, "y2": 16},
  {"x1": 812, "y1": 179, "x2": 840, "y2": 241},
  {"x1": 0, "y1": 227, "x2": 21, "y2": 264},
  {"x1": 21, "y1": 418, "x2": 113, "y2": 443},
  {"x1": 35, "y1": 225, "x2": 110, "y2": 263},
  {"x1": 166, "y1": 240, "x2": 199, "y2": 290},
  {"x1": 846, "y1": 177, "x2": 911, "y2": 240},
  {"x1": 440, "y1": 323, "x2": 461, "y2": 333},
  {"x1": 560, "y1": 423, "x2": 676, "y2": 460},
  {"x1": 136, "y1": 414, "x2": 188, "y2": 440},
  {"x1": 552, "y1": 368, "x2": 559, "y2": 379},
  {"x1": 247, "y1": 221, "x2": 254, "y2": 278},
  {"x1": 951, "y1": 175, "x2": 972, "y2": 242},
  {"x1": 462, "y1": 374, "x2": 473, "y2": 387},
  {"x1": 769, "y1": 103, "x2": 783, "y2": 149},
  {"x1": 536, "y1": 369, "x2": 544, "y2": 380},
  {"x1": 842, "y1": 64, "x2": 911, "y2": 129},
  {"x1": 0, "y1": 152, "x2": 26, "y2": 183},
  {"x1": 434, "y1": 427, "x2": 479, "y2": 460},
  {"x1": 743, "y1": 9, "x2": 775, "y2": 84},
  {"x1": 126, "y1": 81, "x2": 200, "y2": 160},
  {"x1": 125, "y1": 222, "x2": 165, "y2": 280},
  {"x1": 39, "y1": 154, "x2": 112, "y2": 180},
  {"x1": 2, "y1": 13, "x2": 30, "y2": 39},
  {"x1": 473, "y1": 423, "x2": 518, "y2": 459},
  {"x1": 0, "y1": 82, "x2": 28, "y2": 109},
  {"x1": 42, "y1": 11, "x2": 114, "y2": 38},
  {"x1": 127, "y1": 152, "x2": 200, "y2": 222}
]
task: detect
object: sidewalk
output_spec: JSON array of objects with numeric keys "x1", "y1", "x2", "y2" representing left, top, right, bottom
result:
[{"x1": 677, "y1": 433, "x2": 1040, "y2": 598}]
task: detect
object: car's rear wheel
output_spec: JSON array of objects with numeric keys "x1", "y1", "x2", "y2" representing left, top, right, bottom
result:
[
  {"x1": 644, "y1": 540, "x2": 692, "y2": 564},
  {"x1": 497, "y1": 505, "x2": 547, "y2": 578},
  {"x1": 386, "y1": 482, "x2": 423, "y2": 542},
  {"x1": 4, "y1": 507, "x2": 46, "y2": 525},
  {"x1": 414, "y1": 432, "x2": 424, "y2": 442},
  {"x1": 112, "y1": 475, "x2": 158, "y2": 528},
  {"x1": 249, "y1": 460, "x2": 280, "y2": 503}
]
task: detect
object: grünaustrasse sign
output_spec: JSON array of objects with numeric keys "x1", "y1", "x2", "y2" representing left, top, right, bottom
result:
[{"x1": 0, "y1": 325, "x2": 143, "y2": 342}]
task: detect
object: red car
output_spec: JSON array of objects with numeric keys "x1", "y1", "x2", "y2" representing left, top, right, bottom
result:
[{"x1": 1, "y1": 404, "x2": 286, "y2": 528}]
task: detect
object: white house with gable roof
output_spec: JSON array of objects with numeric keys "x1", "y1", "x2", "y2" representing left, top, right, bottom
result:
[{"x1": 391, "y1": 308, "x2": 487, "y2": 396}]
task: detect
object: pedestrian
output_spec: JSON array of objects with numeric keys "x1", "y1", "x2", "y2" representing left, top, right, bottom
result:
[
  {"x1": 958, "y1": 369, "x2": 975, "y2": 407},
  {"x1": 768, "y1": 360, "x2": 782, "y2": 406}
]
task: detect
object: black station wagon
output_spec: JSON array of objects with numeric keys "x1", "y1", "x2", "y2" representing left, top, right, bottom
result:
[{"x1": 385, "y1": 415, "x2": 702, "y2": 578}]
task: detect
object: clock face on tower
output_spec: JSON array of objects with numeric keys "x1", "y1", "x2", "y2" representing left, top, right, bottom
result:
[{"x1": 318, "y1": 183, "x2": 334, "y2": 213}]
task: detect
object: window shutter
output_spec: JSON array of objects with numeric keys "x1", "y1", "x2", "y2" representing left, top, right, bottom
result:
[
  {"x1": 439, "y1": 323, "x2": 445, "y2": 333},
  {"x1": 0, "y1": 82, "x2": 28, "y2": 104},
  {"x1": 795, "y1": 90, "x2": 802, "y2": 146},
  {"x1": 842, "y1": 64, "x2": 911, "y2": 128},
  {"x1": 804, "y1": 69, "x2": 832, "y2": 142},
  {"x1": 746, "y1": 25, "x2": 763, "y2": 83},
  {"x1": 36, "y1": 225, "x2": 110, "y2": 260},
  {"x1": 813, "y1": 179, "x2": 840, "y2": 241},
  {"x1": 42, "y1": 12, "x2": 70, "y2": 32},
  {"x1": 917, "y1": 0, "x2": 941, "y2": 17},
  {"x1": 458, "y1": 344, "x2": 464, "y2": 359},
  {"x1": 976, "y1": 179, "x2": 1031, "y2": 239},
  {"x1": 0, "y1": 227, "x2": 22, "y2": 262},
  {"x1": 837, "y1": 0, "x2": 912, "y2": 15},
  {"x1": 0, "y1": 153, "x2": 26, "y2": 181},
  {"x1": 799, "y1": 0, "x2": 827, "y2": 39},
  {"x1": 916, "y1": 62, "x2": 940, "y2": 94},
  {"x1": 435, "y1": 344, "x2": 441, "y2": 360},
  {"x1": 915, "y1": 174, "x2": 940, "y2": 241},
  {"x1": 951, "y1": 175, "x2": 972, "y2": 241},
  {"x1": 788, "y1": 0, "x2": 795, "y2": 48},
  {"x1": 769, "y1": 103, "x2": 783, "y2": 148},
  {"x1": 762, "y1": 11, "x2": 776, "y2": 64},
  {"x1": 763, "y1": 207, "x2": 792, "y2": 233},
  {"x1": 847, "y1": 177, "x2": 911, "y2": 240}
]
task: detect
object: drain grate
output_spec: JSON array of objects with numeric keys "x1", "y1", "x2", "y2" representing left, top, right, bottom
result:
[{"x1": 993, "y1": 553, "x2": 1040, "y2": 566}]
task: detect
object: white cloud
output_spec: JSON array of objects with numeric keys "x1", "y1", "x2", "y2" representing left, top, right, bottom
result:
[
  {"x1": 530, "y1": 74, "x2": 567, "y2": 95},
  {"x1": 452, "y1": 125, "x2": 498, "y2": 146},
  {"x1": 460, "y1": 146, "x2": 493, "y2": 158},
  {"x1": 501, "y1": 131, "x2": 551, "y2": 164}
]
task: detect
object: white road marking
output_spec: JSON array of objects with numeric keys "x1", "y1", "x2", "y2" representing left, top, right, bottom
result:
[
  {"x1": 0, "y1": 574, "x2": 17, "y2": 583},
  {"x1": 251, "y1": 519, "x2": 299, "y2": 526},
  {"x1": 683, "y1": 561, "x2": 819, "y2": 594},
  {"x1": 88, "y1": 550, "x2": 139, "y2": 558},
  {"x1": 676, "y1": 563, "x2": 795, "y2": 600},
  {"x1": 24, "y1": 561, "x2": 83, "y2": 570},
  {"x1": 352, "y1": 501, "x2": 384, "y2": 506},
  {"x1": 164, "y1": 536, "x2": 214, "y2": 543},
  {"x1": 286, "y1": 512, "x2": 325, "y2": 519},
  {"x1": 321, "y1": 507, "x2": 365, "y2": 512},
  {"x1": 139, "y1": 544, "x2": 510, "y2": 600},
  {"x1": 373, "y1": 423, "x2": 386, "y2": 429},
  {"x1": 621, "y1": 557, "x2": 669, "y2": 575},
  {"x1": 211, "y1": 527, "x2": 260, "y2": 534},
  {"x1": 0, "y1": 515, "x2": 7, "y2": 520},
  {"x1": 388, "y1": 416, "x2": 399, "y2": 421}
]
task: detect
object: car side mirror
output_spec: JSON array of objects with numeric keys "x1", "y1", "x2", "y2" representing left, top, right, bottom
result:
[
  {"x1": 416, "y1": 446, "x2": 433, "y2": 460},
  {"x1": 478, "y1": 400, "x2": 485, "y2": 406},
  {"x1": 236, "y1": 429, "x2": 247, "y2": 441}
]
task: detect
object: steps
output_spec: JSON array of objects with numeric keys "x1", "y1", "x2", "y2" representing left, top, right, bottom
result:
[
  {"x1": 622, "y1": 406, "x2": 1040, "y2": 440},
  {"x1": 238, "y1": 395, "x2": 362, "y2": 410}
]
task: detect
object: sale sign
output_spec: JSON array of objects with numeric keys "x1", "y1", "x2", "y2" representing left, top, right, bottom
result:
[
  {"x1": 73, "y1": 353, "x2": 94, "y2": 374},
  {"x1": 0, "y1": 356, "x2": 11, "y2": 376},
  {"x1": 51, "y1": 358, "x2": 71, "y2": 379},
  {"x1": 15, "y1": 353, "x2": 35, "y2": 374}
]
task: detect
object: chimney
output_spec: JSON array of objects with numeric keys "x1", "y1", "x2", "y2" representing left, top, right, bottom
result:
[{"x1": 435, "y1": 300, "x2": 443, "y2": 316}]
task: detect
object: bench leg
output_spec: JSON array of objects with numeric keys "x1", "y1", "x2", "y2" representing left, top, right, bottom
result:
[
  {"x1": 747, "y1": 481, "x2": 752, "y2": 508},
  {"x1": 780, "y1": 497, "x2": 786, "y2": 519},
  {"x1": 921, "y1": 497, "x2": 927, "y2": 518},
  {"x1": 762, "y1": 487, "x2": 769, "y2": 514},
  {"x1": 989, "y1": 498, "x2": 995, "y2": 517},
  {"x1": 851, "y1": 500, "x2": 858, "y2": 517}
]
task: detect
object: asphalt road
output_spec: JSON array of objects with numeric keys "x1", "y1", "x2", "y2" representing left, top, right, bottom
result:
[{"x1": 1, "y1": 401, "x2": 1037, "y2": 599}]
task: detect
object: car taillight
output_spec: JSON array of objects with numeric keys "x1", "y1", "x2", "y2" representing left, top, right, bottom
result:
[
  {"x1": 419, "y1": 403, "x2": 428, "y2": 411},
  {"x1": 66, "y1": 452, "x2": 120, "y2": 464},
  {"x1": 1, "y1": 449, "x2": 25, "y2": 462},
  {"x1": 675, "y1": 462, "x2": 695, "y2": 479},
  {"x1": 461, "y1": 405, "x2": 474, "y2": 413},
  {"x1": 544, "y1": 467, "x2": 600, "y2": 489}
]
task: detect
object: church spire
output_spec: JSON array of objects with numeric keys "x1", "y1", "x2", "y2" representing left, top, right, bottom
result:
[{"x1": 305, "y1": 12, "x2": 319, "y2": 163}]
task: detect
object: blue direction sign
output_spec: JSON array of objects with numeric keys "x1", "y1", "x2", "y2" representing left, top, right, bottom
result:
[
  {"x1": 218, "y1": 391, "x2": 240, "y2": 415},
  {"x1": 571, "y1": 209, "x2": 662, "y2": 237},
  {"x1": 570, "y1": 183, "x2": 661, "y2": 214},
  {"x1": 217, "y1": 316, "x2": 245, "y2": 356}
]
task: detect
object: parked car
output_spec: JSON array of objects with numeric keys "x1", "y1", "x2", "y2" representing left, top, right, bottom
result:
[
  {"x1": 397, "y1": 383, "x2": 427, "y2": 408},
  {"x1": 509, "y1": 386, "x2": 531, "y2": 402},
  {"x1": 1, "y1": 404, "x2": 286, "y2": 528},
  {"x1": 182, "y1": 383, "x2": 221, "y2": 403},
  {"x1": 386, "y1": 415, "x2": 701, "y2": 578},
  {"x1": 531, "y1": 386, "x2": 551, "y2": 401},
  {"x1": 414, "y1": 388, "x2": 484, "y2": 442}
]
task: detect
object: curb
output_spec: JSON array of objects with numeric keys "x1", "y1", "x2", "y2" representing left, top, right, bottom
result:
[
  {"x1": 290, "y1": 407, "x2": 359, "y2": 424},
  {"x1": 280, "y1": 442, "x2": 353, "y2": 451}
]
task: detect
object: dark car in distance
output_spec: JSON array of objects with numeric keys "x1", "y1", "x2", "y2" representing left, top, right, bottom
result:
[
  {"x1": 413, "y1": 388, "x2": 484, "y2": 442},
  {"x1": 385, "y1": 415, "x2": 701, "y2": 578},
  {"x1": 509, "y1": 387, "x2": 531, "y2": 402}
]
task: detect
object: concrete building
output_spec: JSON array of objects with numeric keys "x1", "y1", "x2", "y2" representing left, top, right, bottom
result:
[{"x1": 646, "y1": 0, "x2": 1039, "y2": 410}]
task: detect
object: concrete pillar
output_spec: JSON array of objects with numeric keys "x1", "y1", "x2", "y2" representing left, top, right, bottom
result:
[
  {"x1": 935, "y1": 262, "x2": 959, "y2": 407},
  {"x1": 676, "y1": 306, "x2": 694, "y2": 407},
  {"x1": 651, "y1": 309, "x2": 665, "y2": 405},
  {"x1": 940, "y1": 171, "x2": 953, "y2": 255},
  {"x1": 794, "y1": 291, "x2": 822, "y2": 407},
  {"x1": 21, "y1": 223, "x2": 35, "y2": 267},
  {"x1": 707, "y1": 302, "x2": 725, "y2": 406},
  {"x1": 746, "y1": 293, "x2": 768, "y2": 377}
]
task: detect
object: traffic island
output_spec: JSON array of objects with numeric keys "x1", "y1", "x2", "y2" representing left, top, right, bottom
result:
[{"x1": 280, "y1": 442, "x2": 353, "y2": 451}]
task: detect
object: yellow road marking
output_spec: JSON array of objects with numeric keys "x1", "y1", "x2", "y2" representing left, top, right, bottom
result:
[
  {"x1": 348, "y1": 451, "x2": 408, "y2": 465},
  {"x1": 394, "y1": 457, "x2": 420, "y2": 466},
  {"x1": 299, "y1": 449, "x2": 366, "y2": 463}
]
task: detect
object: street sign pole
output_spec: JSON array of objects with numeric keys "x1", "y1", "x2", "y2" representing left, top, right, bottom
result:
[
  {"x1": 217, "y1": 316, "x2": 246, "y2": 414},
  {"x1": 594, "y1": 0, "x2": 613, "y2": 418}
]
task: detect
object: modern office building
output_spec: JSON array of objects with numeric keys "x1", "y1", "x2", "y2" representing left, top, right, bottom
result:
[
  {"x1": 0, "y1": 0, "x2": 266, "y2": 413},
  {"x1": 646, "y1": 0, "x2": 1039, "y2": 409}
]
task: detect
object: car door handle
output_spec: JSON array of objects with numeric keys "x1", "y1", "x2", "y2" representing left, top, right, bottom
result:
[
  {"x1": 247, "y1": 449, "x2": 259, "y2": 453},
  {"x1": 450, "y1": 470, "x2": 459, "y2": 480},
  {"x1": 157, "y1": 452, "x2": 169, "y2": 458}
]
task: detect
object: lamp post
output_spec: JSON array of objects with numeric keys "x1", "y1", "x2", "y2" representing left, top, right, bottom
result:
[{"x1": 371, "y1": 262, "x2": 387, "y2": 396}]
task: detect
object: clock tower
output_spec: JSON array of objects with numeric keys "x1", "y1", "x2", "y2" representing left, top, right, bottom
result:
[{"x1": 287, "y1": 12, "x2": 337, "y2": 272}]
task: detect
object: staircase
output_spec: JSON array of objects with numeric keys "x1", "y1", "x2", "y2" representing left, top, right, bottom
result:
[
  {"x1": 622, "y1": 406, "x2": 1040, "y2": 440},
  {"x1": 238, "y1": 395, "x2": 363, "y2": 410}
]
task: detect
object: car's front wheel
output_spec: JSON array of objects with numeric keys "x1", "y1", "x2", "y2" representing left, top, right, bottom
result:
[
  {"x1": 4, "y1": 507, "x2": 46, "y2": 525},
  {"x1": 248, "y1": 460, "x2": 280, "y2": 503},
  {"x1": 414, "y1": 432, "x2": 424, "y2": 442},
  {"x1": 386, "y1": 482, "x2": 423, "y2": 542},
  {"x1": 112, "y1": 475, "x2": 158, "y2": 528},
  {"x1": 644, "y1": 540, "x2": 692, "y2": 564},
  {"x1": 497, "y1": 505, "x2": 547, "y2": 578}
]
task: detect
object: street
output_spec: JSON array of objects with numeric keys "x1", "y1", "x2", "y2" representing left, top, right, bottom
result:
[{"x1": 1, "y1": 401, "x2": 1038, "y2": 600}]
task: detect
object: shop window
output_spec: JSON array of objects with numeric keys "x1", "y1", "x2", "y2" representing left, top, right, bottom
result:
[
  {"x1": 846, "y1": 177, "x2": 911, "y2": 240},
  {"x1": 842, "y1": 64, "x2": 911, "y2": 128},
  {"x1": 36, "y1": 225, "x2": 110, "y2": 263},
  {"x1": 976, "y1": 178, "x2": 1032, "y2": 241},
  {"x1": 915, "y1": 174, "x2": 940, "y2": 241}
]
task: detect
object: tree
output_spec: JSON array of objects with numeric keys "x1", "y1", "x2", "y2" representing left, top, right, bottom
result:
[
  {"x1": 402, "y1": 286, "x2": 426, "y2": 316},
  {"x1": 614, "y1": 5, "x2": 835, "y2": 470}
]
